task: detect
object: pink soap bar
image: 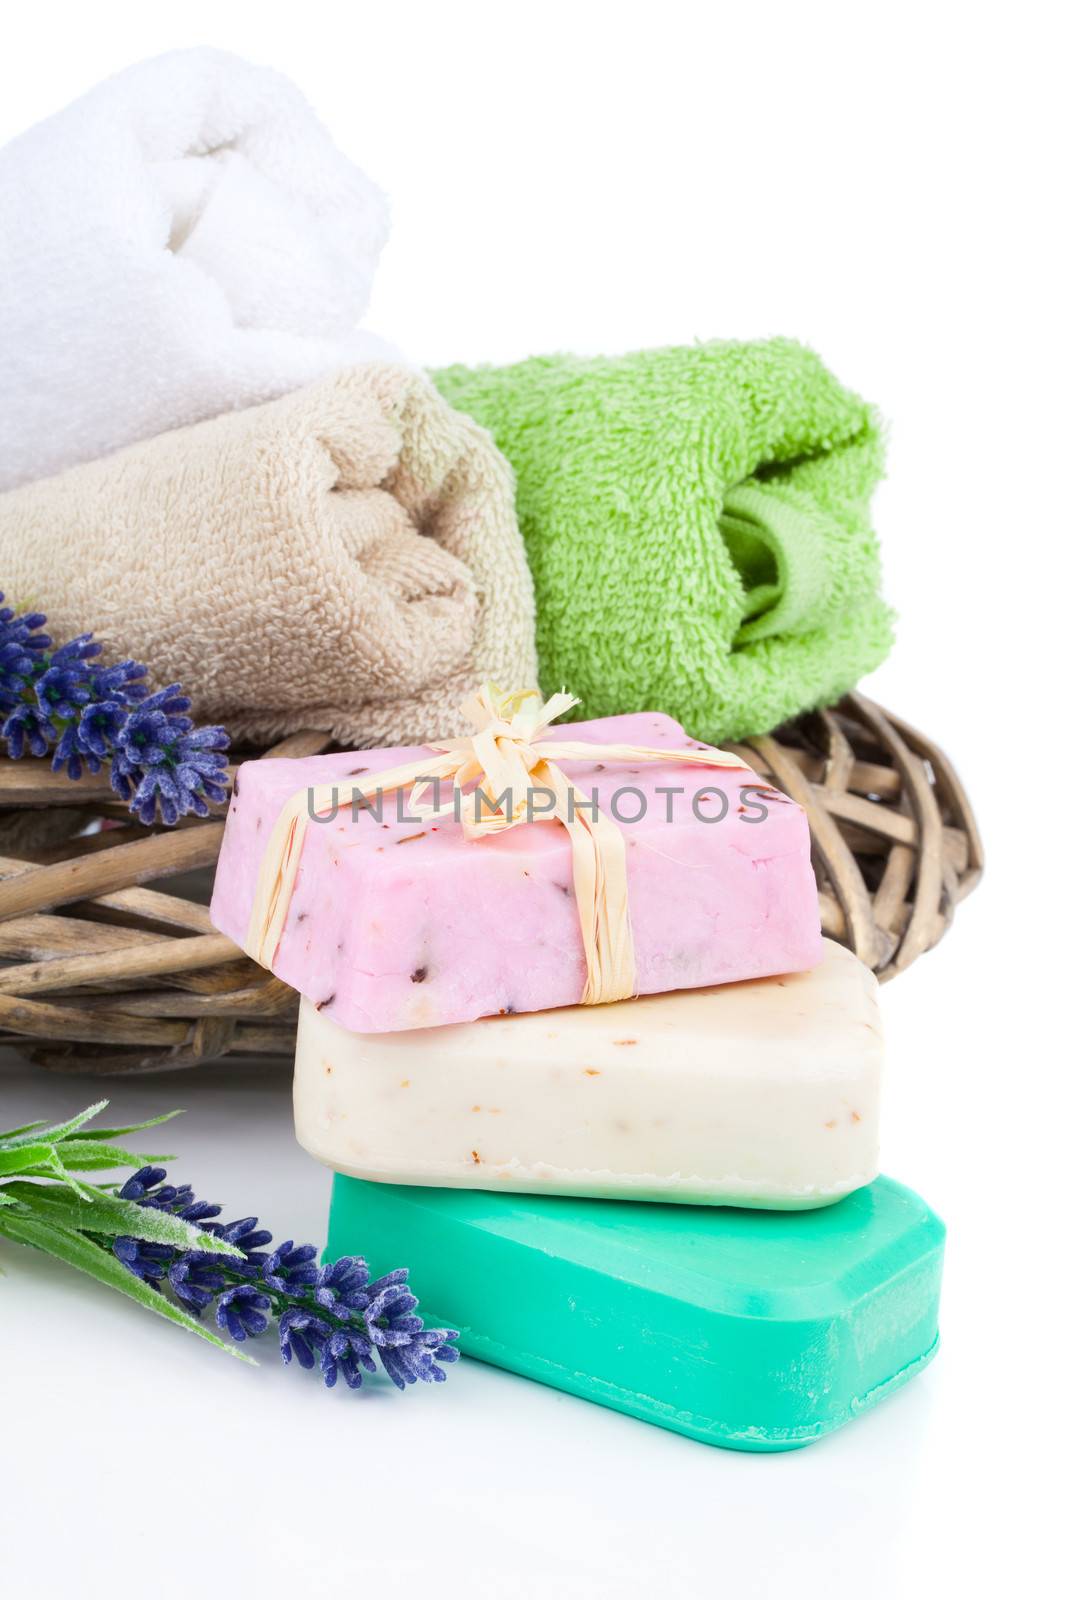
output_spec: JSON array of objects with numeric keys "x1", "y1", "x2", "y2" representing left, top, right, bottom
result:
[{"x1": 210, "y1": 713, "x2": 822, "y2": 1033}]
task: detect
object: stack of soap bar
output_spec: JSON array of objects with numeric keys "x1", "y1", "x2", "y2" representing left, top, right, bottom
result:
[
  {"x1": 327, "y1": 1173, "x2": 945, "y2": 1451},
  {"x1": 296, "y1": 939, "x2": 881, "y2": 1207},
  {"x1": 214, "y1": 701, "x2": 937, "y2": 1447},
  {"x1": 211, "y1": 711, "x2": 822, "y2": 1031}
]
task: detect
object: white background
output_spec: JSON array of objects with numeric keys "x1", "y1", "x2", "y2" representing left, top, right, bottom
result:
[{"x1": 1, "y1": 3, "x2": 1063, "y2": 1596}]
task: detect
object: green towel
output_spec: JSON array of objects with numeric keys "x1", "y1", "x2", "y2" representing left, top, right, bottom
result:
[{"x1": 433, "y1": 340, "x2": 893, "y2": 742}]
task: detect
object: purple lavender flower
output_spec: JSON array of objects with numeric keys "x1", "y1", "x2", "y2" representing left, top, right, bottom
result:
[
  {"x1": 51, "y1": 722, "x2": 95, "y2": 782},
  {"x1": 111, "y1": 1164, "x2": 460, "y2": 1396},
  {"x1": 321, "y1": 1328, "x2": 376, "y2": 1390},
  {"x1": 2, "y1": 701, "x2": 54, "y2": 759},
  {"x1": 0, "y1": 597, "x2": 50, "y2": 712},
  {"x1": 0, "y1": 594, "x2": 228, "y2": 826},
  {"x1": 379, "y1": 1332, "x2": 459, "y2": 1390},
  {"x1": 74, "y1": 699, "x2": 129, "y2": 763},
  {"x1": 212, "y1": 1215, "x2": 274, "y2": 1262},
  {"x1": 34, "y1": 638, "x2": 98, "y2": 719},
  {"x1": 363, "y1": 1277, "x2": 421, "y2": 1345},
  {"x1": 279, "y1": 1309, "x2": 332, "y2": 1369},
  {"x1": 169, "y1": 1250, "x2": 230, "y2": 1313},
  {"x1": 118, "y1": 1166, "x2": 185, "y2": 1207},
  {"x1": 263, "y1": 1241, "x2": 320, "y2": 1293},
  {"x1": 313, "y1": 1254, "x2": 372, "y2": 1314},
  {"x1": 117, "y1": 1166, "x2": 167, "y2": 1199},
  {"x1": 113, "y1": 1234, "x2": 176, "y2": 1283},
  {"x1": 88, "y1": 659, "x2": 148, "y2": 701},
  {"x1": 118, "y1": 1167, "x2": 220, "y2": 1227},
  {"x1": 216, "y1": 1284, "x2": 271, "y2": 1342},
  {"x1": 111, "y1": 686, "x2": 228, "y2": 825},
  {"x1": 177, "y1": 1199, "x2": 224, "y2": 1227}
]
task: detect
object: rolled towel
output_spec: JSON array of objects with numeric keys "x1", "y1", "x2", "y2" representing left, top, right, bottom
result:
[
  {"x1": 0, "y1": 367, "x2": 537, "y2": 748},
  {"x1": 435, "y1": 341, "x2": 894, "y2": 743},
  {"x1": 0, "y1": 49, "x2": 392, "y2": 492}
]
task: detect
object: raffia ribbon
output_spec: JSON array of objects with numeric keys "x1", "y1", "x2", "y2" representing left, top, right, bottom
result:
[{"x1": 246, "y1": 685, "x2": 752, "y2": 1007}]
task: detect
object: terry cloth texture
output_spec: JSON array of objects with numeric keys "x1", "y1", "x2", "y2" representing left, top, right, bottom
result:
[
  {"x1": 0, "y1": 366, "x2": 538, "y2": 749},
  {"x1": 434, "y1": 341, "x2": 894, "y2": 743},
  {"x1": 0, "y1": 48, "x2": 393, "y2": 492}
]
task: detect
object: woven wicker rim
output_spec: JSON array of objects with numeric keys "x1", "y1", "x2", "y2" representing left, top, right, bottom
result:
[{"x1": 0, "y1": 693, "x2": 982, "y2": 1075}]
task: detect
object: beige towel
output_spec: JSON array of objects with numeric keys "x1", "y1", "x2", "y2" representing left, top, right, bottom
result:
[{"x1": 0, "y1": 365, "x2": 538, "y2": 748}]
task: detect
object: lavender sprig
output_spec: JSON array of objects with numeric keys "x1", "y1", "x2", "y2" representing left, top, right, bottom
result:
[
  {"x1": 0, "y1": 591, "x2": 228, "y2": 825},
  {"x1": 112, "y1": 1166, "x2": 459, "y2": 1391}
]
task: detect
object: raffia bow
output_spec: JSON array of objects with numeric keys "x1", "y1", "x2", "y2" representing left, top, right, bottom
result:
[{"x1": 246, "y1": 685, "x2": 751, "y2": 1007}]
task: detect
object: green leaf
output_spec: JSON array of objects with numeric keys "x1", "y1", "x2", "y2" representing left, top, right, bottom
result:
[
  {"x1": 0, "y1": 1183, "x2": 242, "y2": 1257},
  {"x1": 10, "y1": 1146, "x2": 98, "y2": 1201},
  {"x1": 78, "y1": 1109, "x2": 183, "y2": 1142},
  {"x1": 0, "y1": 1143, "x2": 54, "y2": 1176},
  {"x1": 0, "y1": 1190, "x2": 18, "y2": 1206},
  {"x1": 0, "y1": 1100, "x2": 110, "y2": 1151},
  {"x1": 0, "y1": 1211, "x2": 254, "y2": 1363},
  {"x1": 0, "y1": 1103, "x2": 182, "y2": 1152},
  {"x1": 0, "y1": 1120, "x2": 47, "y2": 1142},
  {"x1": 38, "y1": 1146, "x2": 97, "y2": 1202},
  {"x1": 18, "y1": 1140, "x2": 172, "y2": 1173}
]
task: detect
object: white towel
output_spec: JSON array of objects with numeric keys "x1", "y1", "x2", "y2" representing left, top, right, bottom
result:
[{"x1": 0, "y1": 49, "x2": 392, "y2": 491}]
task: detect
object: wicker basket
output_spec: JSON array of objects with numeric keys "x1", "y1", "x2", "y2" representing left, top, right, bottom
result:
[{"x1": 0, "y1": 694, "x2": 982, "y2": 1076}]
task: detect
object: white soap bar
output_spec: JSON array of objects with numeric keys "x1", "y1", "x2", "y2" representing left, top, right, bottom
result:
[{"x1": 294, "y1": 939, "x2": 882, "y2": 1209}]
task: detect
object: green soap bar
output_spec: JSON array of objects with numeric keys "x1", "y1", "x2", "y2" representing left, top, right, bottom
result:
[{"x1": 329, "y1": 1173, "x2": 944, "y2": 1452}]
